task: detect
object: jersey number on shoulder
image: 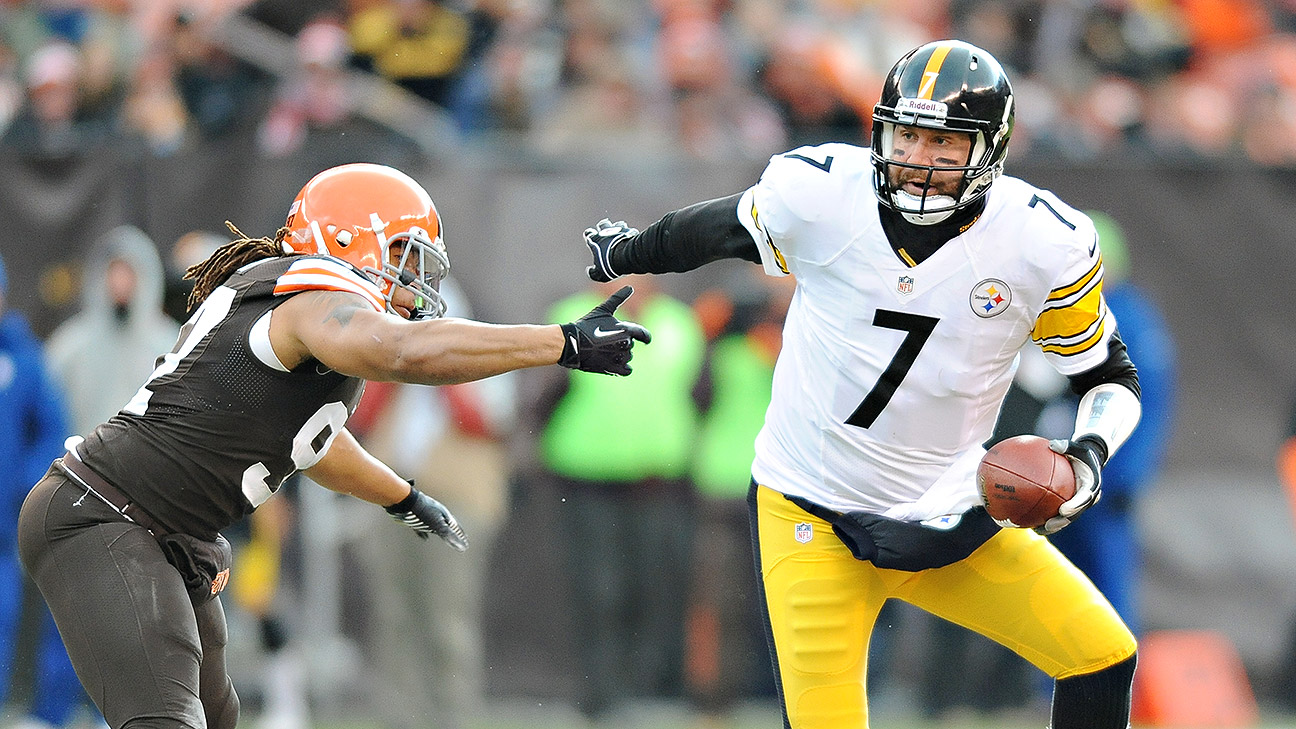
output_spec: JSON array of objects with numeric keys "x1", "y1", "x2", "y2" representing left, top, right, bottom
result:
[
  {"x1": 119, "y1": 284, "x2": 348, "y2": 509},
  {"x1": 784, "y1": 152, "x2": 834, "y2": 172},
  {"x1": 123, "y1": 285, "x2": 236, "y2": 416},
  {"x1": 845, "y1": 310, "x2": 939, "y2": 429},
  {"x1": 1028, "y1": 194, "x2": 1076, "y2": 230}
]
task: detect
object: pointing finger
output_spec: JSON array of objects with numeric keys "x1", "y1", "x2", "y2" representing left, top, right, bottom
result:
[{"x1": 598, "y1": 285, "x2": 633, "y2": 314}]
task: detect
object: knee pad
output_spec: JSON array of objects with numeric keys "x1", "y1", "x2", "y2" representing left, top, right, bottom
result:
[
  {"x1": 1051, "y1": 653, "x2": 1137, "y2": 729},
  {"x1": 780, "y1": 576, "x2": 868, "y2": 675},
  {"x1": 790, "y1": 682, "x2": 865, "y2": 729}
]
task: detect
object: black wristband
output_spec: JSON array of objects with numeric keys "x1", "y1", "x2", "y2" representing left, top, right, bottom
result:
[
  {"x1": 385, "y1": 482, "x2": 419, "y2": 513},
  {"x1": 1073, "y1": 435, "x2": 1108, "y2": 468},
  {"x1": 558, "y1": 322, "x2": 580, "y2": 368}
]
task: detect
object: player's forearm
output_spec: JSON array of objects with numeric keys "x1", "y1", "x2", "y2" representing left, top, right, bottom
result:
[
  {"x1": 304, "y1": 429, "x2": 411, "y2": 506},
  {"x1": 1064, "y1": 330, "x2": 1142, "y2": 463},
  {"x1": 610, "y1": 193, "x2": 760, "y2": 274},
  {"x1": 381, "y1": 317, "x2": 565, "y2": 385},
  {"x1": 1071, "y1": 383, "x2": 1142, "y2": 464}
]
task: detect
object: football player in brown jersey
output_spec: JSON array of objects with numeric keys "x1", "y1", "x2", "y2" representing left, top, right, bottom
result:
[{"x1": 18, "y1": 163, "x2": 649, "y2": 729}]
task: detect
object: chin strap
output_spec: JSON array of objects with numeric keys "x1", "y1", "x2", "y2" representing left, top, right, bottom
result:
[{"x1": 1072, "y1": 382, "x2": 1142, "y2": 462}]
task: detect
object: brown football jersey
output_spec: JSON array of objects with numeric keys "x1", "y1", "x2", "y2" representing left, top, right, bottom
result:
[{"x1": 77, "y1": 255, "x2": 371, "y2": 538}]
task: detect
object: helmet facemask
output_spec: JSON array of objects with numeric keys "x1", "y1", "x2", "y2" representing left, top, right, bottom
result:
[
  {"x1": 365, "y1": 218, "x2": 450, "y2": 320},
  {"x1": 873, "y1": 118, "x2": 1001, "y2": 225}
]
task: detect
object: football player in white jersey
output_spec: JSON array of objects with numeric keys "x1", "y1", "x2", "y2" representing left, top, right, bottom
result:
[{"x1": 581, "y1": 40, "x2": 1143, "y2": 729}]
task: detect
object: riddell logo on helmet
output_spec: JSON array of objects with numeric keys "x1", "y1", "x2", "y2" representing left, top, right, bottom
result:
[{"x1": 897, "y1": 97, "x2": 948, "y2": 120}]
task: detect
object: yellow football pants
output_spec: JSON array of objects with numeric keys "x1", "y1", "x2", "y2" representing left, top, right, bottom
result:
[{"x1": 753, "y1": 484, "x2": 1136, "y2": 729}]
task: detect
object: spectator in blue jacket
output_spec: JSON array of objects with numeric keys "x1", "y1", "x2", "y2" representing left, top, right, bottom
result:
[
  {"x1": 0, "y1": 251, "x2": 94, "y2": 729},
  {"x1": 1047, "y1": 211, "x2": 1177, "y2": 635}
]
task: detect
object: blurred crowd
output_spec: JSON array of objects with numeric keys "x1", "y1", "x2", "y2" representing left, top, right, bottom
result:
[{"x1": 1, "y1": 0, "x2": 1296, "y2": 165}]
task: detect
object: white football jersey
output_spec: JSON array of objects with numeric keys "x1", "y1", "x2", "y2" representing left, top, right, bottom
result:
[{"x1": 736, "y1": 143, "x2": 1115, "y2": 521}]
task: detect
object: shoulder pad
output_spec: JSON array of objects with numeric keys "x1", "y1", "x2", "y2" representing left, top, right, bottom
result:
[
  {"x1": 273, "y1": 255, "x2": 385, "y2": 312},
  {"x1": 753, "y1": 144, "x2": 871, "y2": 245}
]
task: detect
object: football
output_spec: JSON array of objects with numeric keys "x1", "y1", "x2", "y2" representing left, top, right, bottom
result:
[{"x1": 977, "y1": 435, "x2": 1076, "y2": 529}]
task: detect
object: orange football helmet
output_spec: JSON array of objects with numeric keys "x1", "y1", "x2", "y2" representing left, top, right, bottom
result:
[{"x1": 284, "y1": 163, "x2": 450, "y2": 318}]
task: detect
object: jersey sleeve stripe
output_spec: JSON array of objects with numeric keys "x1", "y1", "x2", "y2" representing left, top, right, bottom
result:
[
  {"x1": 1046, "y1": 256, "x2": 1102, "y2": 302},
  {"x1": 1035, "y1": 285, "x2": 1104, "y2": 335},
  {"x1": 1033, "y1": 296, "x2": 1109, "y2": 355},
  {"x1": 1037, "y1": 317, "x2": 1105, "y2": 356},
  {"x1": 273, "y1": 281, "x2": 384, "y2": 312},
  {"x1": 274, "y1": 260, "x2": 385, "y2": 312},
  {"x1": 750, "y1": 198, "x2": 791, "y2": 274},
  {"x1": 274, "y1": 276, "x2": 385, "y2": 312}
]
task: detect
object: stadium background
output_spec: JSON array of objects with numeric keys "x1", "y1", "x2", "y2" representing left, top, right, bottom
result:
[{"x1": 2, "y1": 0, "x2": 1296, "y2": 726}]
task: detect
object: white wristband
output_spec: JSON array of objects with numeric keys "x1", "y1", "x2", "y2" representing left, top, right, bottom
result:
[{"x1": 1072, "y1": 382, "x2": 1142, "y2": 460}]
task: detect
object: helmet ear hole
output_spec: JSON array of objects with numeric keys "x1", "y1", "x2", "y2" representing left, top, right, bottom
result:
[{"x1": 335, "y1": 230, "x2": 353, "y2": 247}]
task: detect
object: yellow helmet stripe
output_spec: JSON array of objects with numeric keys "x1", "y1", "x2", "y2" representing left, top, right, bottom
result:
[{"x1": 917, "y1": 43, "x2": 954, "y2": 100}]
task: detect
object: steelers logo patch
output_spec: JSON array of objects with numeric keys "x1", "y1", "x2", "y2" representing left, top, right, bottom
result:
[{"x1": 970, "y1": 279, "x2": 1011, "y2": 318}]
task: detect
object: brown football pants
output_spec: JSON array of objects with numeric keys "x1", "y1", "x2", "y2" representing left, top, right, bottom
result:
[{"x1": 18, "y1": 467, "x2": 238, "y2": 729}]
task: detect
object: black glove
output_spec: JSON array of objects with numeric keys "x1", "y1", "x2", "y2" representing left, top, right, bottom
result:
[
  {"x1": 1036, "y1": 436, "x2": 1105, "y2": 535},
  {"x1": 558, "y1": 285, "x2": 652, "y2": 376},
  {"x1": 385, "y1": 483, "x2": 469, "y2": 551},
  {"x1": 584, "y1": 218, "x2": 638, "y2": 283}
]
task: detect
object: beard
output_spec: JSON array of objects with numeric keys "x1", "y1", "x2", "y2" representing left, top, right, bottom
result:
[{"x1": 890, "y1": 168, "x2": 963, "y2": 199}]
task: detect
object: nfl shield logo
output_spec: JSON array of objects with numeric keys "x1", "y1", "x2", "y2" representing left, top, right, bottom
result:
[
  {"x1": 794, "y1": 522, "x2": 813, "y2": 543},
  {"x1": 897, "y1": 276, "x2": 915, "y2": 294}
]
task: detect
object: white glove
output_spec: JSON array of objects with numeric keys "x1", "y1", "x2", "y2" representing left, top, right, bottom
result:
[{"x1": 1036, "y1": 438, "x2": 1104, "y2": 535}]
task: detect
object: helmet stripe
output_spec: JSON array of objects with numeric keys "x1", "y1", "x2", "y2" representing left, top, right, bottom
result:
[{"x1": 916, "y1": 43, "x2": 953, "y2": 100}]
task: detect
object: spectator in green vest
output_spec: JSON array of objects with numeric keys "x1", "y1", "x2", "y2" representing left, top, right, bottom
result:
[{"x1": 537, "y1": 275, "x2": 706, "y2": 722}]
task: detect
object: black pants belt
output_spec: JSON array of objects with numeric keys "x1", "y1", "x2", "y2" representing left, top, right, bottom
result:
[{"x1": 58, "y1": 451, "x2": 168, "y2": 535}]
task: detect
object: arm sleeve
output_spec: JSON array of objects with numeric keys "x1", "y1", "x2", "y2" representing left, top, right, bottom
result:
[
  {"x1": 608, "y1": 193, "x2": 760, "y2": 275},
  {"x1": 1066, "y1": 328, "x2": 1139, "y2": 400},
  {"x1": 1064, "y1": 329, "x2": 1141, "y2": 464}
]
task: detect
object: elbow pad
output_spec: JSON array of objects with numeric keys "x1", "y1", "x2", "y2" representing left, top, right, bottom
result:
[{"x1": 1073, "y1": 383, "x2": 1142, "y2": 463}]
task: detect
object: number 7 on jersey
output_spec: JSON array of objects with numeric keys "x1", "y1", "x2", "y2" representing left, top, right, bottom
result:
[{"x1": 845, "y1": 309, "x2": 939, "y2": 429}]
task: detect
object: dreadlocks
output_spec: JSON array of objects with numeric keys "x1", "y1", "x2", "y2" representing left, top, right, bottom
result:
[{"x1": 185, "y1": 221, "x2": 301, "y2": 312}]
